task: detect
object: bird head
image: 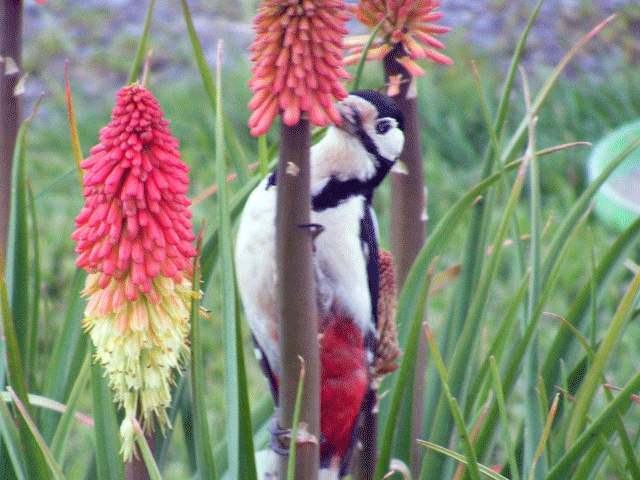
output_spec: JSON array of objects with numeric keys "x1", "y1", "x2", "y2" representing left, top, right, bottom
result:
[{"x1": 312, "y1": 90, "x2": 405, "y2": 188}]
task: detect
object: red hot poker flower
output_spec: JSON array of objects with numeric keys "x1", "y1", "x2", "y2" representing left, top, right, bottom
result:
[
  {"x1": 72, "y1": 83, "x2": 196, "y2": 461},
  {"x1": 345, "y1": 0, "x2": 452, "y2": 80},
  {"x1": 247, "y1": 0, "x2": 351, "y2": 136},
  {"x1": 73, "y1": 84, "x2": 196, "y2": 300}
]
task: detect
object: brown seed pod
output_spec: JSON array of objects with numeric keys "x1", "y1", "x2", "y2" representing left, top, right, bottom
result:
[{"x1": 374, "y1": 249, "x2": 401, "y2": 382}]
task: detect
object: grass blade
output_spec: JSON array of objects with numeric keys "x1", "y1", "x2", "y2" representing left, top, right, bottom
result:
[
  {"x1": 521, "y1": 66, "x2": 544, "y2": 480},
  {"x1": 547, "y1": 370, "x2": 640, "y2": 480},
  {"x1": 127, "y1": 0, "x2": 156, "y2": 84},
  {"x1": 50, "y1": 348, "x2": 91, "y2": 463},
  {"x1": 180, "y1": 0, "x2": 215, "y2": 116},
  {"x1": 287, "y1": 357, "x2": 306, "y2": 480},
  {"x1": 216, "y1": 39, "x2": 237, "y2": 478},
  {"x1": 500, "y1": 15, "x2": 617, "y2": 166},
  {"x1": 0, "y1": 387, "x2": 27, "y2": 480},
  {"x1": 489, "y1": 357, "x2": 519, "y2": 480},
  {"x1": 131, "y1": 418, "x2": 163, "y2": 480},
  {"x1": 348, "y1": 18, "x2": 385, "y2": 91},
  {"x1": 64, "y1": 62, "x2": 83, "y2": 182},
  {"x1": 235, "y1": 292, "x2": 259, "y2": 480},
  {"x1": 214, "y1": 40, "x2": 257, "y2": 480},
  {"x1": 566, "y1": 267, "x2": 640, "y2": 447},
  {"x1": 90, "y1": 350, "x2": 123, "y2": 480},
  {"x1": 6, "y1": 387, "x2": 65, "y2": 480},
  {"x1": 190, "y1": 226, "x2": 217, "y2": 479},
  {"x1": 492, "y1": 0, "x2": 543, "y2": 139},
  {"x1": 527, "y1": 393, "x2": 559, "y2": 480},
  {"x1": 416, "y1": 441, "x2": 508, "y2": 480},
  {"x1": 1, "y1": 96, "x2": 51, "y2": 480},
  {"x1": 25, "y1": 181, "x2": 40, "y2": 390},
  {"x1": 6, "y1": 100, "x2": 40, "y2": 374},
  {"x1": 425, "y1": 326, "x2": 481, "y2": 480},
  {"x1": 0, "y1": 392, "x2": 93, "y2": 427},
  {"x1": 41, "y1": 268, "x2": 88, "y2": 440}
]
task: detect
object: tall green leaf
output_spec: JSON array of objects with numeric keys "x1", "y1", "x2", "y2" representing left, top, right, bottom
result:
[
  {"x1": 50, "y1": 348, "x2": 92, "y2": 464},
  {"x1": 521, "y1": 67, "x2": 545, "y2": 480},
  {"x1": 425, "y1": 327, "x2": 482, "y2": 480},
  {"x1": 25, "y1": 182, "x2": 40, "y2": 390},
  {"x1": 5, "y1": 387, "x2": 65, "y2": 480},
  {"x1": 189, "y1": 227, "x2": 218, "y2": 480},
  {"x1": 422, "y1": 147, "x2": 530, "y2": 480},
  {"x1": 90, "y1": 353, "x2": 123, "y2": 480},
  {"x1": 41, "y1": 268, "x2": 88, "y2": 441},
  {"x1": 565, "y1": 267, "x2": 640, "y2": 447},
  {"x1": 547, "y1": 370, "x2": 640, "y2": 480},
  {"x1": 0, "y1": 384, "x2": 27, "y2": 480},
  {"x1": 375, "y1": 156, "x2": 526, "y2": 480},
  {"x1": 417, "y1": 441, "x2": 509, "y2": 480},
  {"x1": 540, "y1": 152, "x2": 640, "y2": 400},
  {"x1": 2, "y1": 96, "x2": 51, "y2": 480},
  {"x1": 214, "y1": 40, "x2": 257, "y2": 480},
  {"x1": 127, "y1": 0, "x2": 156, "y2": 85}
]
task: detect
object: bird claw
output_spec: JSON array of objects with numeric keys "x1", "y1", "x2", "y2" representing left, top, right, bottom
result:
[
  {"x1": 268, "y1": 417, "x2": 326, "y2": 456},
  {"x1": 269, "y1": 418, "x2": 291, "y2": 456},
  {"x1": 299, "y1": 223, "x2": 325, "y2": 252},
  {"x1": 298, "y1": 223, "x2": 325, "y2": 238}
]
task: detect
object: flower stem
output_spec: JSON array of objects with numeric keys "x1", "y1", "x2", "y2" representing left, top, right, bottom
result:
[
  {"x1": 385, "y1": 44, "x2": 428, "y2": 479},
  {"x1": 124, "y1": 419, "x2": 156, "y2": 480},
  {"x1": 276, "y1": 118, "x2": 320, "y2": 480},
  {"x1": 0, "y1": 0, "x2": 22, "y2": 259}
]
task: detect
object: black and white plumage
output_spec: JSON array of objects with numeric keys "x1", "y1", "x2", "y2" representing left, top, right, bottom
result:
[{"x1": 235, "y1": 90, "x2": 404, "y2": 479}]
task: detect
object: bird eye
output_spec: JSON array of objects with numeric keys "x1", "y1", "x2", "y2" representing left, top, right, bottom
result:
[{"x1": 375, "y1": 119, "x2": 392, "y2": 135}]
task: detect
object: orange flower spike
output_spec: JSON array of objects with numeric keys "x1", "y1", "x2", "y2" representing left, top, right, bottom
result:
[
  {"x1": 247, "y1": 0, "x2": 351, "y2": 136},
  {"x1": 72, "y1": 83, "x2": 196, "y2": 462},
  {"x1": 347, "y1": 0, "x2": 453, "y2": 82}
]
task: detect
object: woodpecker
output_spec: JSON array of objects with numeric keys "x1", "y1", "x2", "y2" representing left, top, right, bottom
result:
[{"x1": 235, "y1": 90, "x2": 404, "y2": 479}]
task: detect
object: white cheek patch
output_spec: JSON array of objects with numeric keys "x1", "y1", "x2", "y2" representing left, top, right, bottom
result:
[
  {"x1": 377, "y1": 129, "x2": 405, "y2": 163},
  {"x1": 310, "y1": 128, "x2": 378, "y2": 188}
]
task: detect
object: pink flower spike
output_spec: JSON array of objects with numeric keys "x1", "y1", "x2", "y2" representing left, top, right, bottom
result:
[
  {"x1": 72, "y1": 83, "x2": 197, "y2": 462},
  {"x1": 247, "y1": 0, "x2": 351, "y2": 136},
  {"x1": 73, "y1": 83, "x2": 196, "y2": 298}
]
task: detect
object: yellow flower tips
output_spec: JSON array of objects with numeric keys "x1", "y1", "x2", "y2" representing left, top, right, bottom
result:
[
  {"x1": 247, "y1": 0, "x2": 351, "y2": 136},
  {"x1": 345, "y1": 0, "x2": 452, "y2": 78}
]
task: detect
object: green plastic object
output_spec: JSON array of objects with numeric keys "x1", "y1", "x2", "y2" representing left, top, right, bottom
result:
[{"x1": 587, "y1": 120, "x2": 640, "y2": 233}]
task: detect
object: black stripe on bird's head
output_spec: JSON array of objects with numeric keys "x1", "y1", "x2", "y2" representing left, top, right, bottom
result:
[{"x1": 335, "y1": 90, "x2": 405, "y2": 169}]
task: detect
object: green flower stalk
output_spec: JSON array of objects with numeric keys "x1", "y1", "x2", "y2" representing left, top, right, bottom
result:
[{"x1": 72, "y1": 83, "x2": 197, "y2": 461}]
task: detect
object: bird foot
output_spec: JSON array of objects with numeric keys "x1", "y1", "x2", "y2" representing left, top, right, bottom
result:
[
  {"x1": 268, "y1": 418, "x2": 291, "y2": 456},
  {"x1": 268, "y1": 417, "x2": 324, "y2": 456}
]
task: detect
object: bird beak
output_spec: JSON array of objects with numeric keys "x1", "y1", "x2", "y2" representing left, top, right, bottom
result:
[{"x1": 335, "y1": 101, "x2": 360, "y2": 136}]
